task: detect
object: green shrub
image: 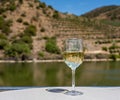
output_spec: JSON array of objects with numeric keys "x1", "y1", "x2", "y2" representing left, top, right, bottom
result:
[
  {"x1": 0, "y1": 16, "x2": 5, "y2": 29},
  {"x1": 21, "y1": 35, "x2": 33, "y2": 44},
  {"x1": 102, "y1": 46, "x2": 107, "y2": 51},
  {"x1": 21, "y1": 13, "x2": 26, "y2": 17},
  {"x1": 16, "y1": 18, "x2": 23, "y2": 23},
  {"x1": 0, "y1": 8, "x2": 6, "y2": 14},
  {"x1": 12, "y1": 38, "x2": 24, "y2": 44},
  {"x1": 12, "y1": 35, "x2": 33, "y2": 49},
  {"x1": 4, "y1": 42, "x2": 31, "y2": 58},
  {"x1": 1, "y1": 26, "x2": 12, "y2": 35},
  {"x1": 8, "y1": 4, "x2": 16, "y2": 11},
  {"x1": 0, "y1": 17, "x2": 12, "y2": 35},
  {"x1": 40, "y1": 27, "x2": 45, "y2": 32},
  {"x1": 0, "y1": 39, "x2": 8, "y2": 49},
  {"x1": 34, "y1": 0, "x2": 39, "y2": 2},
  {"x1": 0, "y1": 33, "x2": 7, "y2": 39},
  {"x1": 38, "y1": 51, "x2": 44, "y2": 57},
  {"x1": 53, "y1": 11, "x2": 59, "y2": 19},
  {"x1": 45, "y1": 38, "x2": 60, "y2": 54},
  {"x1": 23, "y1": 21, "x2": 29, "y2": 25},
  {"x1": 5, "y1": 19, "x2": 13, "y2": 27},
  {"x1": 29, "y1": 3, "x2": 33, "y2": 7},
  {"x1": 19, "y1": 0, "x2": 23, "y2": 4},
  {"x1": 2, "y1": 14, "x2": 7, "y2": 18},
  {"x1": 39, "y1": 2, "x2": 46, "y2": 8},
  {"x1": 24, "y1": 25, "x2": 36, "y2": 36},
  {"x1": 48, "y1": 5, "x2": 53, "y2": 9},
  {"x1": 109, "y1": 45, "x2": 119, "y2": 50},
  {"x1": 109, "y1": 54, "x2": 117, "y2": 61},
  {"x1": 43, "y1": 36, "x2": 49, "y2": 40}
]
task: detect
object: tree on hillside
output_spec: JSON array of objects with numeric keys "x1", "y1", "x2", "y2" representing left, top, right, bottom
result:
[{"x1": 4, "y1": 42, "x2": 31, "y2": 60}]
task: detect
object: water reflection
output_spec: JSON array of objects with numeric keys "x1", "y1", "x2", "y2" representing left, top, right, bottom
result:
[
  {"x1": 0, "y1": 63, "x2": 33, "y2": 86},
  {"x1": 0, "y1": 61, "x2": 120, "y2": 86}
]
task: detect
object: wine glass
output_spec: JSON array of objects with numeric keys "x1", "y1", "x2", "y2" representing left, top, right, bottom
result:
[{"x1": 63, "y1": 38, "x2": 84, "y2": 96}]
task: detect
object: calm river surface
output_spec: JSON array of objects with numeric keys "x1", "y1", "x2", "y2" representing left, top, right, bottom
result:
[{"x1": 0, "y1": 61, "x2": 120, "y2": 86}]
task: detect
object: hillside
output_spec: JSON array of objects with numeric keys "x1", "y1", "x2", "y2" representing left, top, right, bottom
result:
[{"x1": 0, "y1": 0, "x2": 120, "y2": 61}]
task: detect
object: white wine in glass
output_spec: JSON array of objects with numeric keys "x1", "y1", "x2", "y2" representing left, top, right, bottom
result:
[{"x1": 63, "y1": 38, "x2": 84, "y2": 96}]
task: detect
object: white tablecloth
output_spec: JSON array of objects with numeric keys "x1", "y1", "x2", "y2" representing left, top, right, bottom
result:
[{"x1": 0, "y1": 87, "x2": 120, "y2": 100}]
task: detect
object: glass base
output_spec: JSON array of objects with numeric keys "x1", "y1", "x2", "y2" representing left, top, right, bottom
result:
[{"x1": 64, "y1": 90, "x2": 83, "y2": 96}]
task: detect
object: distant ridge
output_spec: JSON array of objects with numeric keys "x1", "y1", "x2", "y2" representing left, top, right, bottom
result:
[{"x1": 81, "y1": 5, "x2": 120, "y2": 20}]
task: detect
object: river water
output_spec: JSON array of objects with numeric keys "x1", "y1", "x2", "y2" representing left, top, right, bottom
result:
[{"x1": 0, "y1": 61, "x2": 120, "y2": 86}]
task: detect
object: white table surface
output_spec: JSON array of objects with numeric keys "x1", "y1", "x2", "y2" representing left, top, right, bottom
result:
[{"x1": 0, "y1": 87, "x2": 120, "y2": 100}]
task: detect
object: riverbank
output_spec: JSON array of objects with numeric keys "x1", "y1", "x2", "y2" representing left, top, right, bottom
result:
[{"x1": 0, "y1": 58, "x2": 120, "y2": 63}]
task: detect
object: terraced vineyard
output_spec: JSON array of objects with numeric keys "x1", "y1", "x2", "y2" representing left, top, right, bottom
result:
[{"x1": 41, "y1": 17, "x2": 120, "y2": 60}]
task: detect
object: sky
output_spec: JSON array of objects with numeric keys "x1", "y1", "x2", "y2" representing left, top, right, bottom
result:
[{"x1": 40, "y1": 0, "x2": 120, "y2": 16}]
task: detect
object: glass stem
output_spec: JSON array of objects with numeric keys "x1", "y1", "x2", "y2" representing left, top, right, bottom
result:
[{"x1": 72, "y1": 69, "x2": 75, "y2": 91}]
